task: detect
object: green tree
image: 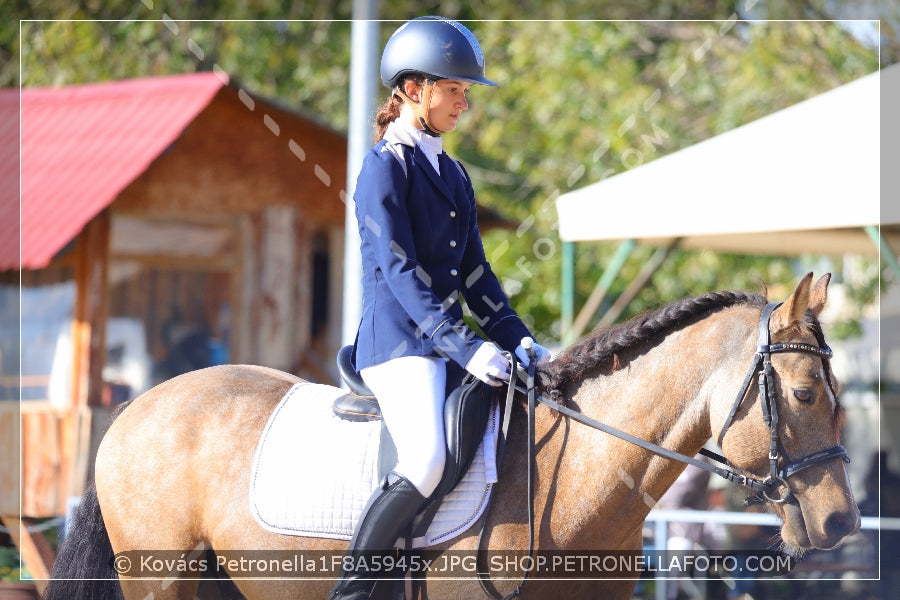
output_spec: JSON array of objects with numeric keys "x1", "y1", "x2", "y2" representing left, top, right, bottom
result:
[{"x1": 5, "y1": 2, "x2": 889, "y2": 343}]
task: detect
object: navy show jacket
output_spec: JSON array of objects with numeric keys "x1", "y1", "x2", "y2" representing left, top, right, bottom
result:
[{"x1": 351, "y1": 131, "x2": 531, "y2": 372}]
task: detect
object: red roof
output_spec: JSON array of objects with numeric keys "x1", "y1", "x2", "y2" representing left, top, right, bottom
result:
[
  {"x1": 0, "y1": 91, "x2": 18, "y2": 271},
  {"x1": 0, "y1": 72, "x2": 227, "y2": 270}
]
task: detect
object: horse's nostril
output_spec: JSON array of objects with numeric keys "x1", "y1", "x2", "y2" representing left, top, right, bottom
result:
[{"x1": 825, "y1": 511, "x2": 857, "y2": 540}]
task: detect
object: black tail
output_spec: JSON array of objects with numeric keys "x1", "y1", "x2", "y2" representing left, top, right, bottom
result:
[
  {"x1": 42, "y1": 481, "x2": 123, "y2": 600},
  {"x1": 42, "y1": 400, "x2": 134, "y2": 599}
]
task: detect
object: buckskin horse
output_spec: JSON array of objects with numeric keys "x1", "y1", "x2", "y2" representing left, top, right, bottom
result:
[{"x1": 46, "y1": 273, "x2": 859, "y2": 599}]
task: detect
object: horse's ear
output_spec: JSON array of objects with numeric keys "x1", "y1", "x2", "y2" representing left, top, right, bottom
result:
[
  {"x1": 771, "y1": 272, "x2": 814, "y2": 332},
  {"x1": 808, "y1": 273, "x2": 831, "y2": 317}
]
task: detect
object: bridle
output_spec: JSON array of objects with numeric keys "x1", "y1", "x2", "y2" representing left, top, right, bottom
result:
[
  {"x1": 714, "y1": 301, "x2": 850, "y2": 504},
  {"x1": 477, "y1": 303, "x2": 851, "y2": 600}
]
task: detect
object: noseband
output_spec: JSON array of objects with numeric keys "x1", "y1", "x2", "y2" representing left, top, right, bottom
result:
[{"x1": 715, "y1": 302, "x2": 850, "y2": 504}]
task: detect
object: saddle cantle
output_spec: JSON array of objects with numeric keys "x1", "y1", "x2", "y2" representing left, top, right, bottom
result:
[
  {"x1": 333, "y1": 346, "x2": 380, "y2": 421},
  {"x1": 336, "y1": 346, "x2": 376, "y2": 398},
  {"x1": 333, "y1": 346, "x2": 495, "y2": 500}
]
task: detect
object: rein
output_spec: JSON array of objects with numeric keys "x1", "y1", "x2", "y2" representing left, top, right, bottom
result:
[
  {"x1": 475, "y1": 352, "x2": 536, "y2": 600},
  {"x1": 475, "y1": 304, "x2": 851, "y2": 599}
]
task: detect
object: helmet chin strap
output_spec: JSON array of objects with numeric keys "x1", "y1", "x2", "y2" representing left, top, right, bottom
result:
[{"x1": 394, "y1": 79, "x2": 446, "y2": 136}]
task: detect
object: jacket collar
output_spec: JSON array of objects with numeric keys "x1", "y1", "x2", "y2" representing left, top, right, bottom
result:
[{"x1": 383, "y1": 120, "x2": 457, "y2": 204}]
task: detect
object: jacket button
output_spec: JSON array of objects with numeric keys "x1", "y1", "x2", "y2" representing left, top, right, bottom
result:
[
  {"x1": 449, "y1": 240, "x2": 457, "y2": 248},
  {"x1": 450, "y1": 210, "x2": 457, "y2": 218},
  {"x1": 450, "y1": 269, "x2": 459, "y2": 276}
]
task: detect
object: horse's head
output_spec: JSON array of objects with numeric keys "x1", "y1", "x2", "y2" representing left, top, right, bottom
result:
[{"x1": 714, "y1": 273, "x2": 860, "y2": 553}]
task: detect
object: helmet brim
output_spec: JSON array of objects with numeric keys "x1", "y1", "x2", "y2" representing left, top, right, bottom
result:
[
  {"x1": 438, "y1": 74, "x2": 498, "y2": 87},
  {"x1": 385, "y1": 70, "x2": 498, "y2": 89}
]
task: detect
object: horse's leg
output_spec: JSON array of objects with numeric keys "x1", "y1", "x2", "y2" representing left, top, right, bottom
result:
[{"x1": 101, "y1": 497, "x2": 203, "y2": 600}]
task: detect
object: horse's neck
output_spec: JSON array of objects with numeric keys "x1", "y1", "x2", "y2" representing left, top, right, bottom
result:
[{"x1": 537, "y1": 308, "x2": 754, "y2": 549}]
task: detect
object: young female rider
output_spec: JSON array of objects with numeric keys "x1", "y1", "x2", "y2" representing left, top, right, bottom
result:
[{"x1": 330, "y1": 17, "x2": 549, "y2": 599}]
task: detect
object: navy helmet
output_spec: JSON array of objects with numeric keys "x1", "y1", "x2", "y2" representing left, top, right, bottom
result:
[{"x1": 380, "y1": 17, "x2": 497, "y2": 88}]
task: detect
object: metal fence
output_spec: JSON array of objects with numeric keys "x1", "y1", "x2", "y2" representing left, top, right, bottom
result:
[{"x1": 643, "y1": 509, "x2": 900, "y2": 600}]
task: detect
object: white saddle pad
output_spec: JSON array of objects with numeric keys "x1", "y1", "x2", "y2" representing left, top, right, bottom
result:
[{"x1": 249, "y1": 381, "x2": 500, "y2": 548}]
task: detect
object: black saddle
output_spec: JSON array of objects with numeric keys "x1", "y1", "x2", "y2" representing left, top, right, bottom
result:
[{"x1": 333, "y1": 346, "x2": 495, "y2": 499}]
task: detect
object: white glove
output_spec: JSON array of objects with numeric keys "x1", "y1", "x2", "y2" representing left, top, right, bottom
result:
[
  {"x1": 515, "y1": 339, "x2": 551, "y2": 368},
  {"x1": 465, "y1": 342, "x2": 511, "y2": 387}
]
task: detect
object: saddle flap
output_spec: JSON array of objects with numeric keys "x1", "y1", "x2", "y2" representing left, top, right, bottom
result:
[{"x1": 432, "y1": 364, "x2": 494, "y2": 499}]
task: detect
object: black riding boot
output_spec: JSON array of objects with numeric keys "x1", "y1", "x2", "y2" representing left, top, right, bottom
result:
[{"x1": 328, "y1": 473, "x2": 425, "y2": 600}]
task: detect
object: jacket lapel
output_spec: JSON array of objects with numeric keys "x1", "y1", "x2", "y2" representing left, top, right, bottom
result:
[{"x1": 411, "y1": 146, "x2": 456, "y2": 205}]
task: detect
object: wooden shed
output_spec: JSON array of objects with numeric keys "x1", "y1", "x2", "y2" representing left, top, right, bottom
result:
[{"x1": 0, "y1": 72, "x2": 349, "y2": 583}]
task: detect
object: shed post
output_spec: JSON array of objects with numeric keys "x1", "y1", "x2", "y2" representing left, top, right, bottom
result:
[{"x1": 342, "y1": 2, "x2": 380, "y2": 349}]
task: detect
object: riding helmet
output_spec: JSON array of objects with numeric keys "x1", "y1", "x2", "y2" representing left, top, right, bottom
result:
[{"x1": 380, "y1": 16, "x2": 497, "y2": 88}]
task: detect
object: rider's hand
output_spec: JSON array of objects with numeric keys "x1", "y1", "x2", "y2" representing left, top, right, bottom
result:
[
  {"x1": 465, "y1": 342, "x2": 511, "y2": 386},
  {"x1": 515, "y1": 340, "x2": 551, "y2": 368}
]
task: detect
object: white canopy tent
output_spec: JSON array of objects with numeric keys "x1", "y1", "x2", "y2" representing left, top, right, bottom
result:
[
  {"x1": 555, "y1": 64, "x2": 897, "y2": 341},
  {"x1": 557, "y1": 64, "x2": 897, "y2": 256}
]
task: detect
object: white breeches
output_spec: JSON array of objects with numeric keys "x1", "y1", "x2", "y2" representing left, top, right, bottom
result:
[{"x1": 360, "y1": 356, "x2": 447, "y2": 498}]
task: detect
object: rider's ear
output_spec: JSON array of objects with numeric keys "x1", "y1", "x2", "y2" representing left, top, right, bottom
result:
[
  {"x1": 403, "y1": 79, "x2": 422, "y2": 103},
  {"x1": 808, "y1": 273, "x2": 831, "y2": 318},
  {"x1": 771, "y1": 272, "x2": 814, "y2": 333}
]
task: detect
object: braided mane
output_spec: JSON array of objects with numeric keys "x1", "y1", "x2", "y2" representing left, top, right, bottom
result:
[{"x1": 538, "y1": 290, "x2": 767, "y2": 397}]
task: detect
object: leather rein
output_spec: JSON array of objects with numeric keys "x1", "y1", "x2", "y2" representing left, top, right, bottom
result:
[{"x1": 476, "y1": 303, "x2": 850, "y2": 600}]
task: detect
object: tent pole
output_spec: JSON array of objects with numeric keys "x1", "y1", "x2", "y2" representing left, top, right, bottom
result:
[
  {"x1": 561, "y1": 241, "x2": 575, "y2": 345},
  {"x1": 564, "y1": 238, "x2": 636, "y2": 344},
  {"x1": 864, "y1": 225, "x2": 900, "y2": 282},
  {"x1": 596, "y1": 238, "x2": 680, "y2": 328}
]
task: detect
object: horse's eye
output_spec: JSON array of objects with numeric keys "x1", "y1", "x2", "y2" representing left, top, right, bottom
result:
[{"x1": 793, "y1": 389, "x2": 813, "y2": 403}]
